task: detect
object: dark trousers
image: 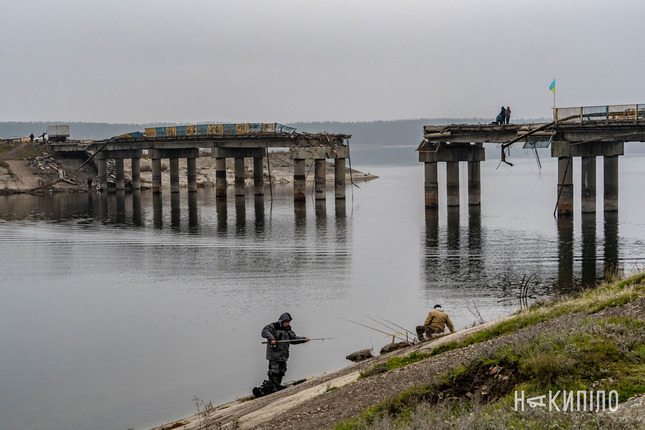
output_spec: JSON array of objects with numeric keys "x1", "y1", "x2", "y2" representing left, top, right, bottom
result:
[{"x1": 416, "y1": 325, "x2": 442, "y2": 339}]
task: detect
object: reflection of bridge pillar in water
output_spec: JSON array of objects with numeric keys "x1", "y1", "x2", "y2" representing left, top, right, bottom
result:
[
  {"x1": 216, "y1": 198, "x2": 227, "y2": 234},
  {"x1": 235, "y1": 195, "x2": 246, "y2": 234},
  {"x1": 423, "y1": 209, "x2": 440, "y2": 284},
  {"x1": 188, "y1": 192, "x2": 198, "y2": 232},
  {"x1": 580, "y1": 213, "x2": 597, "y2": 286},
  {"x1": 557, "y1": 215, "x2": 574, "y2": 290},
  {"x1": 294, "y1": 201, "x2": 307, "y2": 237},
  {"x1": 153, "y1": 193, "x2": 163, "y2": 229},
  {"x1": 132, "y1": 190, "x2": 142, "y2": 226},
  {"x1": 254, "y1": 195, "x2": 265, "y2": 234},
  {"x1": 446, "y1": 207, "x2": 460, "y2": 250},
  {"x1": 170, "y1": 192, "x2": 181, "y2": 230},
  {"x1": 99, "y1": 191, "x2": 109, "y2": 220},
  {"x1": 335, "y1": 198, "x2": 346, "y2": 220},
  {"x1": 603, "y1": 211, "x2": 619, "y2": 275},
  {"x1": 215, "y1": 157, "x2": 227, "y2": 199},
  {"x1": 115, "y1": 190, "x2": 126, "y2": 224},
  {"x1": 315, "y1": 200, "x2": 327, "y2": 233},
  {"x1": 468, "y1": 206, "x2": 481, "y2": 251}
]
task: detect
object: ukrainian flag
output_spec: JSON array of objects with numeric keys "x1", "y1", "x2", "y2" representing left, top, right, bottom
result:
[{"x1": 549, "y1": 79, "x2": 556, "y2": 93}]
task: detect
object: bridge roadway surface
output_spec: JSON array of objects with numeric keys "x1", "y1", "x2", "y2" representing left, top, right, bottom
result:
[{"x1": 422, "y1": 120, "x2": 645, "y2": 145}]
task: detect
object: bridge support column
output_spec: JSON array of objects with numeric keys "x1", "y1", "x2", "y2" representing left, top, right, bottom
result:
[
  {"x1": 234, "y1": 157, "x2": 245, "y2": 196},
  {"x1": 446, "y1": 161, "x2": 459, "y2": 207},
  {"x1": 253, "y1": 156, "x2": 264, "y2": 196},
  {"x1": 293, "y1": 158, "x2": 306, "y2": 202},
  {"x1": 215, "y1": 157, "x2": 227, "y2": 199},
  {"x1": 334, "y1": 158, "x2": 346, "y2": 199},
  {"x1": 170, "y1": 158, "x2": 179, "y2": 193},
  {"x1": 314, "y1": 159, "x2": 326, "y2": 200},
  {"x1": 187, "y1": 157, "x2": 197, "y2": 192},
  {"x1": 424, "y1": 162, "x2": 438, "y2": 209},
  {"x1": 604, "y1": 155, "x2": 619, "y2": 212},
  {"x1": 581, "y1": 156, "x2": 596, "y2": 213},
  {"x1": 131, "y1": 157, "x2": 141, "y2": 190},
  {"x1": 152, "y1": 157, "x2": 162, "y2": 194},
  {"x1": 97, "y1": 153, "x2": 107, "y2": 191},
  {"x1": 115, "y1": 158, "x2": 125, "y2": 191},
  {"x1": 467, "y1": 160, "x2": 481, "y2": 206},
  {"x1": 557, "y1": 156, "x2": 574, "y2": 216}
]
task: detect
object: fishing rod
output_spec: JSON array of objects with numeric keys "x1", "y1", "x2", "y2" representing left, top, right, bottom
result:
[
  {"x1": 362, "y1": 314, "x2": 415, "y2": 342},
  {"x1": 343, "y1": 318, "x2": 409, "y2": 343},
  {"x1": 377, "y1": 315, "x2": 418, "y2": 340},
  {"x1": 261, "y1": 337, "x2": 333, "y2": 344}
]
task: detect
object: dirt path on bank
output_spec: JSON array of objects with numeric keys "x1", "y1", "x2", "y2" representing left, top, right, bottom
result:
[{"x1": 153, "y1": 297, "x2": 645, "y2": 430}]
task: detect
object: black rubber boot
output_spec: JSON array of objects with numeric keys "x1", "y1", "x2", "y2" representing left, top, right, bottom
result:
[{"x1": 268, "y1": 372, "x2": 282, "y2": 392}]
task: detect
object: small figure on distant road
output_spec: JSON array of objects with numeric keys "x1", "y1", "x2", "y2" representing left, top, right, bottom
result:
[
  {"x1": 506, "y1": 107, "x2": 511, "y2": 124},
  {"x1": 87, "y1": 177, "x2": 93, "y2": 191},
  {"x1": 30, "y1": 133, "x2": 34, "y2": 142},
  {"x1": 416, "y1": 304, "x2": 455, "y2": 341},
  {"x1": 253, "y1": 312, "x2": 310, "y2": 397}
]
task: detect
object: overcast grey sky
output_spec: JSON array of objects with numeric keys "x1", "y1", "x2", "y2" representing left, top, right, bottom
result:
[{"x1": 2, "y1": 0, "x2": 644, "y2": 123}]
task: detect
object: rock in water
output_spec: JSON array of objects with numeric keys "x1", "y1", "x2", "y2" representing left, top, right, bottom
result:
[
  {"x1": 380, "y1": 341, "x2": 412, "y2": 354},
  {"x1": 345, "y1": 349, "x2": 374, "y2": 362}
]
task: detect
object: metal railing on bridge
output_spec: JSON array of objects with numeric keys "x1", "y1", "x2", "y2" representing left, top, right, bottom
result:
[{"x1": 554, "y1": 104, "x2": 645, "y2": 123}]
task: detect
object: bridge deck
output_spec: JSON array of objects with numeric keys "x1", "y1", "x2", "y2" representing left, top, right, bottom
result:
[{"x1": 423, "y1": 120, "x2": 645, "y2": 144}]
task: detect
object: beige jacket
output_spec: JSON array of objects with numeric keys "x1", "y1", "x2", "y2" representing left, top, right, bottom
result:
[{"x1": 423, "y1": 309, "x2": 455, "y2": 333}]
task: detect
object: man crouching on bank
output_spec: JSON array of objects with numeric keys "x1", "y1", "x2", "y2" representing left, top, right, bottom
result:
[
  {"x1": 416, "y1": 304, "x2": 455, "y2": 341},
  {"x1": 254, "y1": 312, "x2": 310, "y2": 397}
]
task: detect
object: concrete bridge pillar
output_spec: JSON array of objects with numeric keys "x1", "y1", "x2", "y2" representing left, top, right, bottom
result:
[
  {"x1": 253, "y1": 156, "x2": 264, "y2": 196},
  {"x1": 169, "y1": 158, "x2": 180, "y2": 193},
  {"x1": 446, "y1": 161, "x2": 460, "y2": 207},
  {"x1": 97, "y1": 152, "x2": 107, "y2": 191},
  {"x1": 604, "y1": 155, "x2": 619, "y2": 212},
  {"x1": 557, "y1": 156, "x2": 574, "y2": 216},
  {"x1": 152, "y1": 157, "x2": 162, "y2": 194},
  {"x1": 334, "y1": 158, "x2": 346, "y2": 199},
  {"x1": 234, "y1": 157, "x2": 245, "y2": 196},
  {"x1": 424, "y1": 162, "x2": 438, "y2": 209},
  {"x1": 314, "y1": 159, "x2": 326, "y2": 200},
  {"x1": 581, "y1": 156, "x2": 596, "y2": 213},
  {"x1": 187, "y1": 157, "x2": 197, "y2": 192},
  {"x1": 215, "y1": 157, "x2": 227, "y2": 199},
  {"x1": 293, "y1": 158, "x2": 306, "y2": 202},
  {"x1": 115, "y1": 158, "x2": 125, "y2": 191},
  {"x1": 467, "y1": 160, "x2": 481, "y2": 206},
  {"x1": 131, "y1": 157, "x2": 141, "y2": 190}
]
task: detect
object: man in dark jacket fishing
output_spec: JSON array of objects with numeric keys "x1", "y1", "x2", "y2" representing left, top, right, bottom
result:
[{"x1": 255, "y1": 312, "x2": 309, "y2": 396}]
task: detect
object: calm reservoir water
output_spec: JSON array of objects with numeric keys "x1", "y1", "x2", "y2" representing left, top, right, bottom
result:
[{"x1": 1, "y1": 152, "x2": 644, "y2": 430}]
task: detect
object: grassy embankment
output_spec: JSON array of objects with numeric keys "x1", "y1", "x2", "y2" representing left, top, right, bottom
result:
[{"x1": 339, "y1": 273, "x2": 645, "y2": 429}]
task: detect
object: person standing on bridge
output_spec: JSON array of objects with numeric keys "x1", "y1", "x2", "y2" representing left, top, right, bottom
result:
[
  {"x1": 498, "y1": 107, "x2": 506, "y2": 125},
  {"x1": 416, "y1": 304, "x2": 455, "y2": 341},
  {"x1": 506, "y1": 107, "x2": 511, "y2": 124},
  {"x1": 254, "y1": 312, "x2": 310, "y2": 397}
]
